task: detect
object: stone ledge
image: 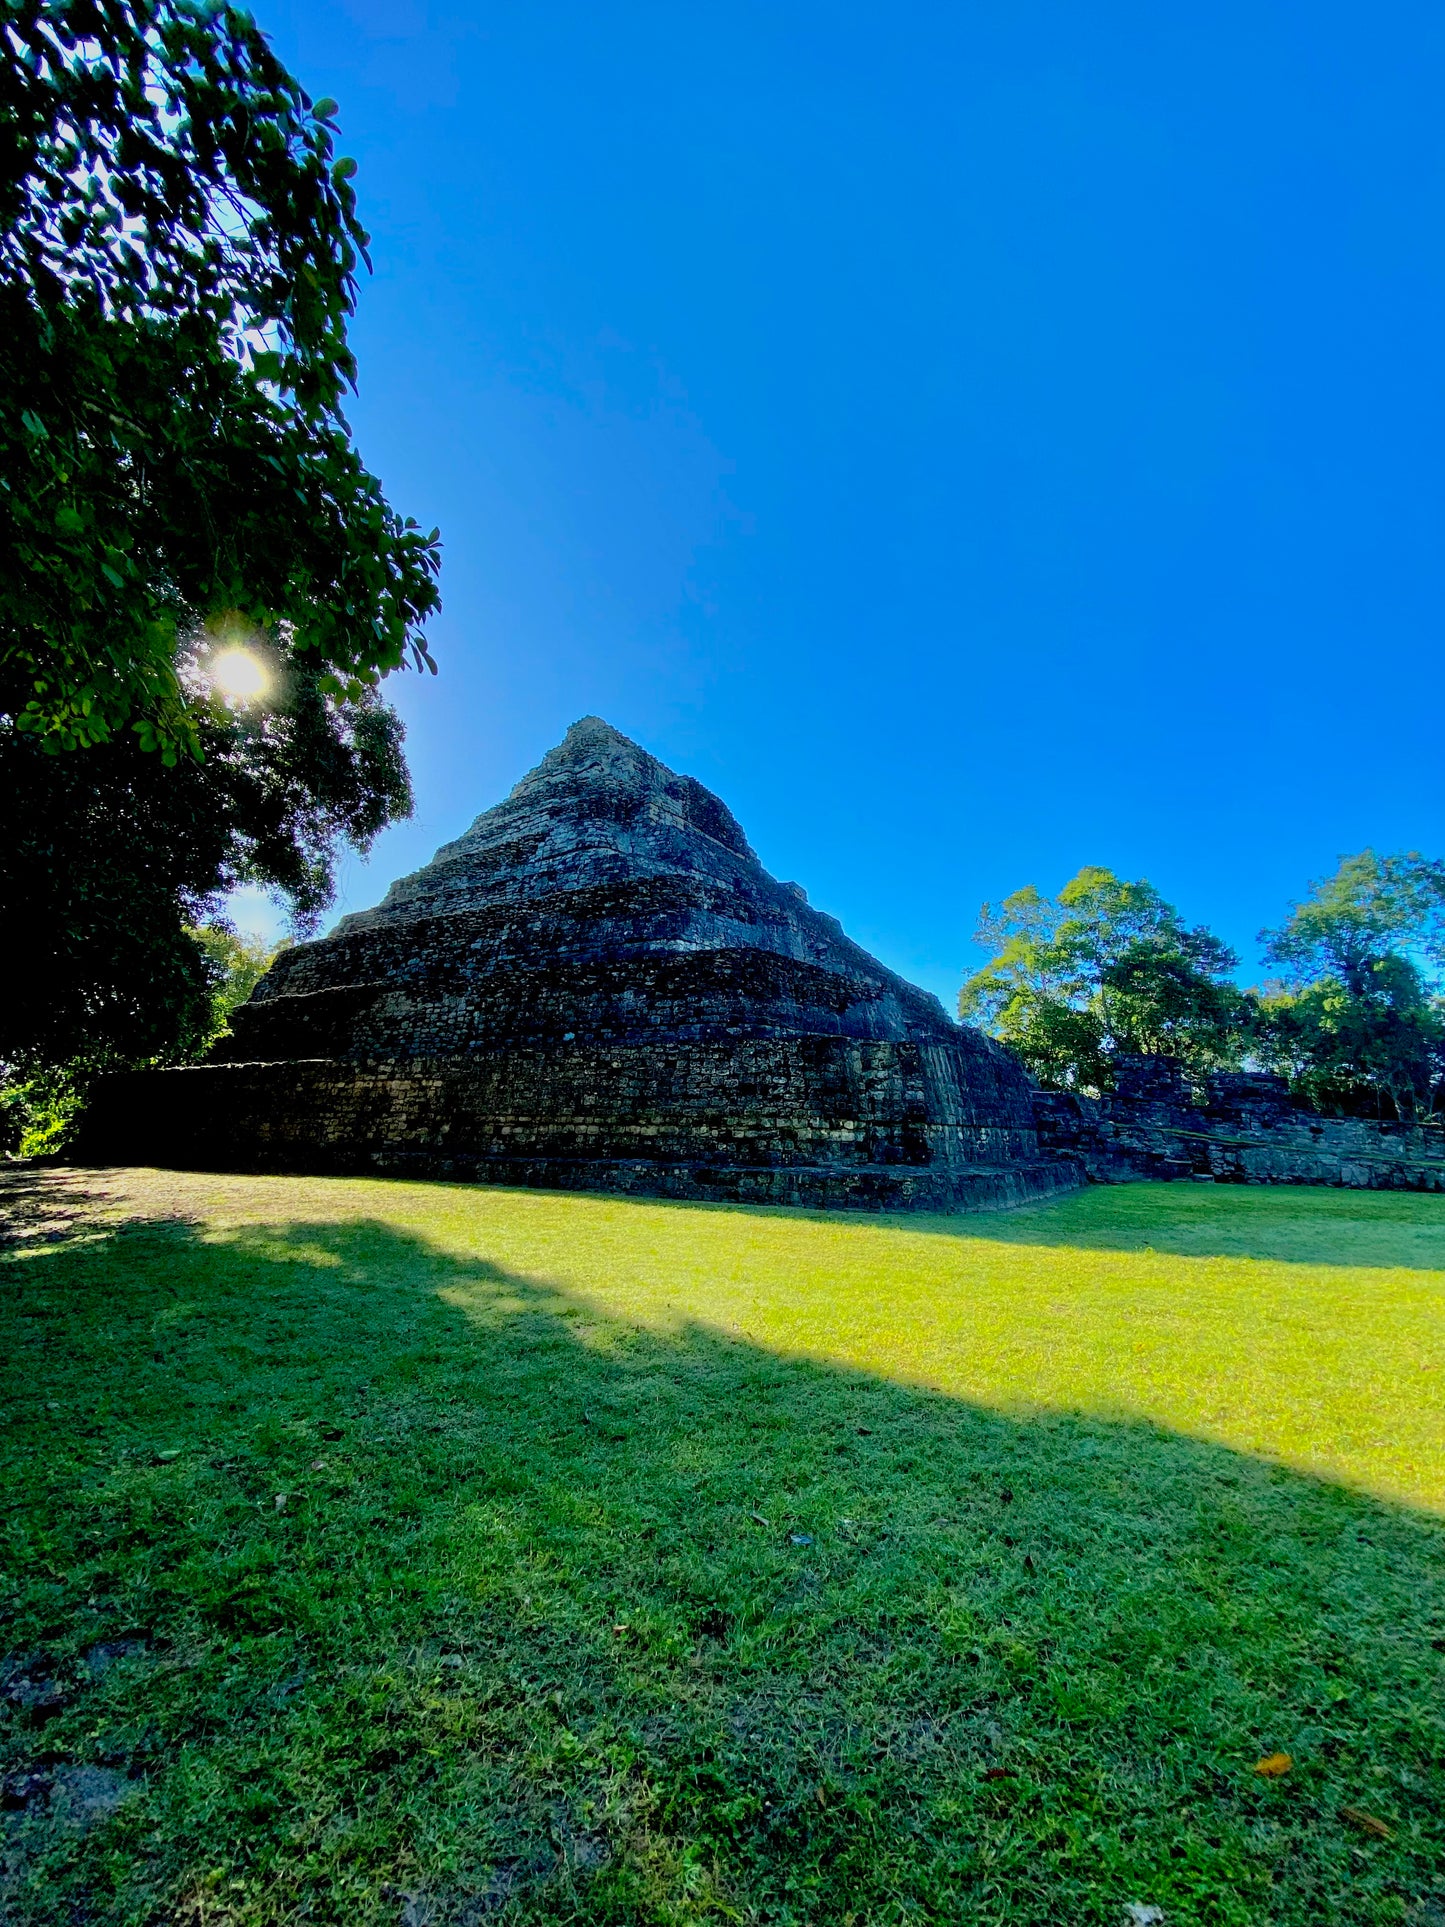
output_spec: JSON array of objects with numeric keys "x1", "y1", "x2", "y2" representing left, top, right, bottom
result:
[
  {"x1": 332, "y1": 1153, "x2": 1079, "y2": 1214},
  {"x1": 77, "y1": 1056, "x2": 1080, "y2": 1214}
]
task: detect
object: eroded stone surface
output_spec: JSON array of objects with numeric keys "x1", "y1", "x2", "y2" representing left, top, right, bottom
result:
[
  {"x1": 226, "y1": 716, "x2": 999, "y2": 1061},
  {"x1": 83, "y1": 720, "x2": 1074, "y2": 1211},
  {"x1": 1034, "y1": 1055, "x2": 1445, "y2": 1190}
]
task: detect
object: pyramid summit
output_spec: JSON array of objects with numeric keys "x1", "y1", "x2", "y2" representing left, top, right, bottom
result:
[
  {"x1": 87, "y1": 720, "x2": 1076, "y2": 1211},
  {"x1": 243, "y1": 714, "x2": 978, "y2": 1060}
]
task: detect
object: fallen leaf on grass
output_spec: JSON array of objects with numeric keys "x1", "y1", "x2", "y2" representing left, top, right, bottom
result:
[
  {"x1": 982, "y1": 1767, "x2": 1015, "y2": 1781},
  {"x1": 1340, "y1": 1805, "x2": 1394, "y2": 1840},
  {"x1": 749, "y1": 1512, "x2": 771, "y2": 1527},
  {"x1": 789, "y1": 1533, "x2": 813, "y2": 1546},
  {"x1": 1253, "y1": 1752, "x2": 1292, "y2": 1777},
  {"x1": 1123, "y1": 1907, "x2": 1164, "y2": 1927}
]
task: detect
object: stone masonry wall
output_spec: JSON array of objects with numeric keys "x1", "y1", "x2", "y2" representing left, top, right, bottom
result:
[
  {"x1": 84, "y1": 1041, "x2": 1073, "y2": 1213},
  {"x1": 1033, "y1": 1056, "x2": 1445, "y2": 1192}
]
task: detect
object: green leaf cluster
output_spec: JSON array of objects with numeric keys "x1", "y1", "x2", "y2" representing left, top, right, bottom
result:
[
  {"x1": 189, "y1": 918, "x2": 287, "y2": 1046},
  {"x1": 0, "y1": 658, "x2": 412, "y2": 1136},
  {"x1": 960, "y1": 867, "x2": 1252, "y2": 1093},
  {"x1": 0, "y1": 0, "x2": 441, "y2": 756},
  {"x1": 0, "y1": 920, "x2": 283, "y2": 1153},
  {"x1": 1256, "y1": 852, "x2": 1445, "y2": 1121},
  {"x1": 963, "y1": 854, "x2": 1445, "y2": 1119}
]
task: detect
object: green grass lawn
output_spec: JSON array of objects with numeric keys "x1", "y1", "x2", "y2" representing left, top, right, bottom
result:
[{"x1": 2, "y1": 1168, "x2": 1444, "y2": 1926}]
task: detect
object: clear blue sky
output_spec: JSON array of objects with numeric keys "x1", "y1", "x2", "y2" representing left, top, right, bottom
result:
[{"x1": 245, "y1": 0, "x2": 1444, "y2": 1010}]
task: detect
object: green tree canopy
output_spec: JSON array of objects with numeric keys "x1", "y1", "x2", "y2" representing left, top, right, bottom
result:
[
  {"x1": 0, "y1": 1, "x2": 439, "y2": 1127},
  {"x1": 1257, "y1": 851, "x2": 1445, "y2": 1119},
  {"x1": 190, "y1": 920, "x2": 287, "y2": 1048},
  {"x1": 0, "y1": 0, "x2": 440, "y2": 758},
  {"x1": 0, "y1": 661, "x2": 410, "y2": 1075},
  {"x1": 960, "y1": 867, "x2": 1253, "y2": 1092}
]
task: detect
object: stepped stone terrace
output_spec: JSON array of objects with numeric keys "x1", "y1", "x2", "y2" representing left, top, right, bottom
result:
[{"x1": 85, "y1": 718, "x2": 1077, "y2": 1211}]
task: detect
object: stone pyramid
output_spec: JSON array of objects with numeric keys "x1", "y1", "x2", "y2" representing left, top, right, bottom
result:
[{"x1": 86, "y1": 719, "x2": 1074, "y2": 1211}]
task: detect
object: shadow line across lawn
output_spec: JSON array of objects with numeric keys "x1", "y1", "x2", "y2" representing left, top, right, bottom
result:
[
  {"x1": 1, "y1": 1172, "x2": 1444, "y2": 1925},
  {"x1": 755, "y1": 1179, "x2": 1445, "y2": 1271}
]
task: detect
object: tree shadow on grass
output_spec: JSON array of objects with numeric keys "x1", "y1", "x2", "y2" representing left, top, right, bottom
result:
[
  {"x1": 743, "y1": 1178, "x2": 1445, "y2": 1270},
  {"x1": 346, "y1": 1166, "x2": 1445, "y2": 1271},
  {"x1": 2, "y1": 1203, "x2": 1444, "y2": 1926}
]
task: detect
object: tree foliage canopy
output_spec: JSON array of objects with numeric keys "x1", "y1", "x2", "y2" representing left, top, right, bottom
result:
[
  {"x1": 1257, "y1": 852, "x2": 1445, "y2": 1119},
  {"x1": 0, "y1": 659, "x2": 410, "y2": 1073},
  {"x1": 961, "y1": 867, "x2": 1252, "y2": 1092},
  {"x1": 961, "y1": 853, "x2": 1445, "y2": 1118},
  {"x1": 0, "y1": 0, "x2": 440, "y2": 757},
  {"x1": 0, "y1": 1, "x2": 437, "y2": 1119},
  {"x1": 190, "y1": 919, "x2": 286, "y2": 1043}
]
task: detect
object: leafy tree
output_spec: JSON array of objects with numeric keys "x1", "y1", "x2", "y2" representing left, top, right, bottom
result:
[
  {"x1": 0, "y1": 918, "x2": 282, "y2": 1153},
  {"x1": 1, "y1": 0, "x2": 440, "y2": 758},
  {"x1": 1257, "y1": 851, "x2": 1445, "y2": 1119},
  {"x1": 0, "y1": 1059, "x2": 90, "y2": 1157},
  {"x1": 191, "y1": 920, "x2": 287, "y2": 1046},
  {"x1": 0, "y1": 3, "x2": 438, "y2": 1145},
  {"x1": 1, "y1": 657, "x2": 408, "y2": 1074},
  {"x1": 961, "y1": 867, "x2": 1253, "y2": 1092}
]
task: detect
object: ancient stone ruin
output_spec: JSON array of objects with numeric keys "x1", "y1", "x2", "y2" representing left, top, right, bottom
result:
[
  {"x1": 85, "y1": 717, "x2": 1077, "y2": 1211},
  {"x1": 1036, "y1": 1054, "x2": 1445, "y2": 1191}
]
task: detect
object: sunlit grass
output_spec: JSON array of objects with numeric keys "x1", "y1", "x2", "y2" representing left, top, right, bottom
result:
[
  {"x1": 2, "y1": 1168, "x2": 1443, "y2": 1925},
  {"x1": 415, "y1": 1178, "x2": 1445, "y2": 1514}
]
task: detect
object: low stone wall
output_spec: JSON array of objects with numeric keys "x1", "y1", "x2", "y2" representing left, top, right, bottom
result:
[
  {"x1": 79, "y1": 1041, "x2": 1078, "y2": 1214},
  {"x1": 1033, "y1": 1059, "x2": 1445, "y2": 1192}
]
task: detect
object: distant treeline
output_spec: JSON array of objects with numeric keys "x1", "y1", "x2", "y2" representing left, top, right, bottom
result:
[{"x1": 960, "y1": 853, "x2": 1445, "y2": 1122}]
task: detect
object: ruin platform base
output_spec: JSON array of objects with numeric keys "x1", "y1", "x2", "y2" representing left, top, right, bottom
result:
[{"x1": 79, "y1": 1055, "x2": 1078, "y2": 1216}]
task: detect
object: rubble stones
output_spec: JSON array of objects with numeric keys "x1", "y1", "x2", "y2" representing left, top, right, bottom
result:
[{"x1": 1035, "y1": 1055, "x2": 1445, "y2": 1190}]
